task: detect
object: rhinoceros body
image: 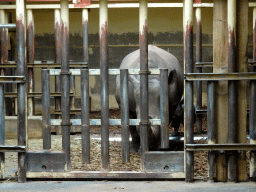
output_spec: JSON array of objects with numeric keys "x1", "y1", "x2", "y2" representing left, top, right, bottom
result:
[{"x1": 115, "y1": 45, "x2": 184, "y2": 151}]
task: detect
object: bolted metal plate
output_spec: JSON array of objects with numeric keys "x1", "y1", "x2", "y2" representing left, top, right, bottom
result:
[
  {"x1": 144, "y1": 151, "x2": 184, "y2": 173},
  {"x1": 27, "y1": 151, "x2": 66, "y2": 172}
]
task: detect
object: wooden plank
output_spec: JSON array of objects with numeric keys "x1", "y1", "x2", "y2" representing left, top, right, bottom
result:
[
  {"x1": 236, "y1": 0, "x2": 248, "y2": 182},
  {"x1": 213, "y1": 0, "x2": 228, "y2": 182}
]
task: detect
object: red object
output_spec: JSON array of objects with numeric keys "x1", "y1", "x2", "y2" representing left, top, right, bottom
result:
[{"x1": 194, "y1": 0, "x2": 201, "y2": 3}]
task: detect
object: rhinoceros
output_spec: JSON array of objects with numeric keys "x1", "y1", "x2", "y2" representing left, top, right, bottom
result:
[{"x1": 115, "y1": 45, "x2": 184, "y2": 151}]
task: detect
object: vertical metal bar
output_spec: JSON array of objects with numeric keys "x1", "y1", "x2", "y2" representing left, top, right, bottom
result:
[
  {"x1": 42, "y1": 69, "x2": 51, "y2": 150},
  {"x1": 27, "y1": 9, "x2": 34, "y2": 116},
  {"x1": 120, "y1": 69, "x2": 130, "y2": 162},
  {"x1": 70, "y1": 67, "x2": 76, "y2": 134},
  {"x1": 0, "y1": 10, "x2": 11, "y2": 116},
  {"x1": 207, "y1": 81, "x2": 217, "y2": 181},
  {"x1": 139, "y1": 0, "x2": 149, "y2": 171},
  {"x1": 81, "y1": 69, "x2": 90, "y2": 163},
  {"x1": 82, "y1": 8, "x2": 89, "y2": 67},
  {"x1": 54, "y1": 9, "x2": 62, "y2": 135},
  {"x1": 227, "y1": 0, "x2": 237, "y2": 182},
  {"x1": 250, "y1": 7, "x2": 256, "y2": 182},
  {"x1": 160, "y1": 69, "x2": 169, "y2": 149},
  {"x1": 16, "y1": 0, "x2": 27, "y2": 183},
  {"x1": 0, "y1": 81, "x2": 4, "y2": 179},
  {"x1": 99, "y1": 0, "x2": 109, "y2": 171},
  {"x1": 61, "y1": 0, "x2": 71, "y2": 171},
  {"x1": 184, "y1": 0, "x2": 194, "y2": 183},
  {"x1": 195, "y1": 6, "x2": 202, "y2": 134},
  {"x1": 0, "y1": 10, "x2": 7, "y2": 77}
]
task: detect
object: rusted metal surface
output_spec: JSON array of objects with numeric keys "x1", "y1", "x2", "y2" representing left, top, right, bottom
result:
[
  {"x1": 42, "y1": 70, "x2": 51, "y2": 150},
  {"x1": 70, "y1": 68, "x2": 76, "y2": 134},
  {"x1": 61, "y1": 0, "x2": 71, "y2": 171},
  {"x1": 54, "y1": 9, "x2": 62, "y2": 135},
  {"x1": 139, "y1": 0, "x2": 149, "y2": 171},
  {"x1": 160, "y1": 69, "x2": 169, "y2": 149},
  {"x1": 145, "y1": 152, "x2": 184, "y2": 172},
  {"x1": 227, "y1": 0, "x2": 237, "y2": 182},
  {"x1": 0, "y1": 10, "x2": 12, "y2": 116},
  {"x1": 120, "y1": 69, "x2": 130, "y2": 163},
  {"x1": 82, "y1": 8, "x2": 89, "y2": 67},
  {"x1": 207, "y1": 81, "x2": 217, "y2": 180},
  {"x1": 195, "y1": 6, "x2": 202, "y2": 134},
  {"x1": 27, "y1": 151, "x2": 65, "y2": 172},
  {"x1": 0, "y1": 78, "x2": 4, "y2": 179},
  {"x1": 184, "y1": 0, "x2": 194, "y2": 183},
  {"x1": 27, "y1": 9, "x2": 35, "y2": 116},
  {"x1": 16, "y1": 0, "x2": 27, "y2": 183},
  {"x1": 81, "y1": 69, "x2": 90, "y2": 163},
  {"x1": 99, "y1": 0, "x2": 109, "y2": 171}
]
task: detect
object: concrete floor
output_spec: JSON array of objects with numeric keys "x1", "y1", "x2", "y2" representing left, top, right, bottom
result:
[{"x1": 0, "y1": 180, "x2": 256, "y2": 192}]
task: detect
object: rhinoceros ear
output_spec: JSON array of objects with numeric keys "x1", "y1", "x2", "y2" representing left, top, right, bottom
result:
[{"x1": 168, "y1": 69, "x2": 177, "y2": 85}]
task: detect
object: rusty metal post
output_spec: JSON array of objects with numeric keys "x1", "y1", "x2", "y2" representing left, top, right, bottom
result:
[
  {"x1": 120, "y1": 69, "x2": 130, "y2": 162},
  {"x1": 0, "y1": 75, "x2": 4, "y2": 179},
  {"x1": 27, "y1": 9, "x2": 34, "y2": 117},
  {"x1": 0, "y1": 10, "x2": 11, "y2": 116},
  {"x1": 16, "y1": 0, "x2": 27, "y2": 183},
  {"x1": 227, "y1": 0, "x2": 237, "y2": 182},
  {"x1": 81, "y1": 69, "x2": 90, "y2": 163},
  {"x1": 61, "y1": 0, "x2": 71, "y2": 171},
  {"x1": 42, "y1": 69, "x2": 51, "y2": 150},
  {"x1": 0, "y1": 10, "x2": 7, "y2": 77},
  {"x1": 55, "y1": 9, "x2": 62, "y2": 135},
  {"x1": 160, "y1": 69, "x2": 169, "y2": 149},
  {"x1": 195, "y1": 6, "x2": 202, "y2": 134},
  {"x1": 250, "y1": 7, "x2": 256, "y2": 181},
  {"x1": 70, "y1": 67, "x2": 76, "y2": 134},
  {"x1": 54, "y1": 9, "x2": 61, "y2": 132},
  {"x1": 139, "y1": 0, "x2": 149, "y2": 171},
  {"x1": 184, "y1": 0, "x2": 194, "y2": 182},
  {"x1": 207, "y1": 81, "x2": 217, "y2": 181},
  {"x1": 82, "y1": 8, "x2": 89, "y2": 67},
  {"x1": 99, "y1": 0, "x2": 109, "y2": 171}
]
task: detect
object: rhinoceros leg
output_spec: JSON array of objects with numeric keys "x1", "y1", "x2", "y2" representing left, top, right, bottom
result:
[{"x1": 129, "y1": 111, "x2": 140, "y2": 152}]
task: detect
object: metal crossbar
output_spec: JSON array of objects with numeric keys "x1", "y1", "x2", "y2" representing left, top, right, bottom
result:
[{"x1": 49, "y1": 68, "x2": 161, "y2": 76}]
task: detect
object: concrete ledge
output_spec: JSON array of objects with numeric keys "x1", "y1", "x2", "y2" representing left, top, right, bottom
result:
[{"x1": 5, "y1": 116, "x2": 43, "y2": 139}]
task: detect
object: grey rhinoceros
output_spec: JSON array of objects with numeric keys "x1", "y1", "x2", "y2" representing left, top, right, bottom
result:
[{"x1": 115, "y1": 45, "x2": 184, "y2": 152}]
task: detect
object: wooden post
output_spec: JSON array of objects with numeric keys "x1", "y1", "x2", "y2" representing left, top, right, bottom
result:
[{"x1": 213, "y1": 0, "x2": 228, "y2": 182}]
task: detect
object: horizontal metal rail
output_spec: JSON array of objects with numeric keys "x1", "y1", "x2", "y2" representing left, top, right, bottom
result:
[
  {"x1": 0, "y1": 3, "x2": 214, "y2": 10},
  {"x1": 195, "y1": 62, "x2": 213, "y2": 67},
  {"x1": 1, "y1": 61, "x2": 88, "y2": 68},
  {"x1": 0, "y1": 145, "x2": 26, "y2": 152},
  {"x1": 0, "y1": 24, "x2": 16, "y2": 28},
  {"x1": 54, "y1": 109, "x2": 81, "y2": 115},
  {"x1": 0, "y1": 76, "x2": 26, "y2": 83},
  {"x1": 49, "y1": 68, "x2": 160, "y2": 76},
  {"x1": 51, "y1": 118, "x2": 161, "y2": 126},
  {"x1": 185, "y1": 144, "x2": 256, "y2": 151},
  {"x1": 26, "y1": 171, "x2": 185, "y2": 179},
  {"x1": 4, "y1": 92, "x2": 74, "y2": 98},
  {"x1": 185, "y1": 73, "x2": 256, "y2": 81}
]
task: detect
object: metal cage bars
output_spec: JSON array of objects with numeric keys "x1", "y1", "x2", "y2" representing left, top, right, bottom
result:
[{"x1": 41, "y1": 67, "x2": 170, "y2": 170}]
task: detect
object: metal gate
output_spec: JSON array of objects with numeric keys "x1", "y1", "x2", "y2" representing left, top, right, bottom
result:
[{"x1": 1, "y1": 0, "x2": 256, "y2": 183}]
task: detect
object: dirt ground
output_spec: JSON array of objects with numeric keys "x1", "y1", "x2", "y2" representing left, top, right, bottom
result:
[{"x1": 3, "y1": 109, "x2": 211, "y2": 179}]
